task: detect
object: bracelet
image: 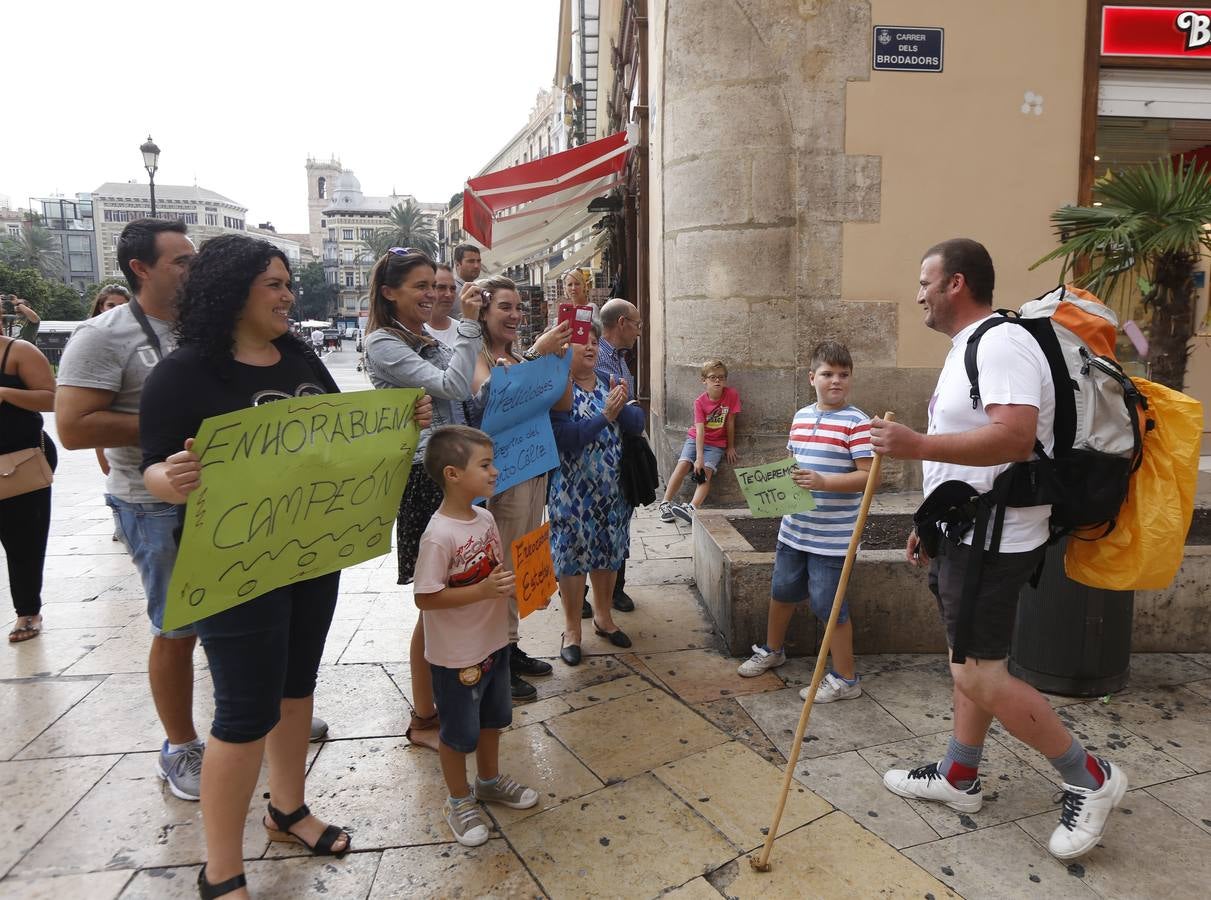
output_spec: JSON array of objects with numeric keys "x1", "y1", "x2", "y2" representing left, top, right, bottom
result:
[
  {"x1": 522, "y1": 347, "x2": 540, "y2": 361},
  {"x1": 457, "y1": 320, "x2": 483, "y2": 339}
]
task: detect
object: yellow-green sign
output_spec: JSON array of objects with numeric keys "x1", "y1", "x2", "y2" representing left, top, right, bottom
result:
[
  {"x1": 734, "y1": 457, "x2": 817, "y2": 518},
  {"x1": 162, "y1": 388, "x2": 422, "y2": 631}
]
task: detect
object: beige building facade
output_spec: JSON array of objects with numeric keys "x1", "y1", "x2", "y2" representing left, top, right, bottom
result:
[{"x1": 643, "y1": 0, "x2": 1211, "y2": 497}]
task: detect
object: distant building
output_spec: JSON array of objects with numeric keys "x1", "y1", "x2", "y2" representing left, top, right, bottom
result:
[
  {"x1": 34, "y1": 194, "x2": 99, "y2": 293},
  {"x1": 247, "y1": 224, "x2": 303, "y2": 269},
  {"x1": 302, "y1": 161, "x2": 443, "y2": 321},
  {"x1": 91, "y1": 182, "x2": 248, "y2": 281}
]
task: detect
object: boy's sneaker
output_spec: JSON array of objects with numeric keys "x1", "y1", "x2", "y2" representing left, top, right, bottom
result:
[
  {"x1": 671, "y1": 503, "x2": 695, "y2": 524},
  {"x1": 1048, "y1": 758, "x2": 1127, "y2": 860},
  {"x1": 737, "y1": 644, "x2": 786, "y2": 677},
  {"x1": 444, "y1": 795, "x2": 491, "y2": 847},
  {"x1": 658, "y1": 500, "x2": 675, "y2": 522},
  {"x1": 474, "y1": 774, "x2": 539, "y2": 810},
  {"x1": 801, "y1": 672, "x2": 862, "y2": 703},
  {"x1": 882, "y1": 762, "x2": 983, "y2": 813},
  {"x1": 157, "y1": 740, "x2": 204, "y2": 801}
]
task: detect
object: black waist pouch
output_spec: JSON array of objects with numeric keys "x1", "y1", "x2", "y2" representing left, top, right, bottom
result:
[{"x1": 913, "y1": 480, "x2": 980, "y2": 558}]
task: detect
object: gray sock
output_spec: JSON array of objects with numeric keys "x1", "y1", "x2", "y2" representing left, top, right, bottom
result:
[
  {"x1": 1048, "y1": 736, "x2": 1102, "y2": 790},
  {"x1": 938, "y1": 736, "x2": 983, "y2": 789}
]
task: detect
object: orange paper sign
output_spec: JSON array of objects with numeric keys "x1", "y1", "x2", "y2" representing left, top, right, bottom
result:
[{"x1": 511, "y1": 522, "x2": 557, "y2": 618}]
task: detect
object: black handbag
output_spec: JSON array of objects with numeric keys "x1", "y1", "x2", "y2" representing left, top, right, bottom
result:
[{"x1": 619, "y1": 431, "x2": 659, "y2": 508}]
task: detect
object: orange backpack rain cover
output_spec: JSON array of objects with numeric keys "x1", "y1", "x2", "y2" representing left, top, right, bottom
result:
[{"x1": 1065, "y1": 377, "x2": 1202, "y2": 590}]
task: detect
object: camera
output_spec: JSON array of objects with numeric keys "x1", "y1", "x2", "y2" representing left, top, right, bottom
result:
[{"x1": 1, "y1": 295, "x2": 16, "y2": 315}]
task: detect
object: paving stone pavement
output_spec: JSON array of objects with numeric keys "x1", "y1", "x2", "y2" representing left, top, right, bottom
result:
[{"x1": 1, "y1": 348, "x2": 1208, "y2": 898}]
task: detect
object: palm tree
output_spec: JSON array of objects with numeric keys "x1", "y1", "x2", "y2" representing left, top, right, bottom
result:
[
  {"x1": 376, "y1": 200, "x2": 438, "y2": 259},
  {"x1": 362, "y1": 230, "x2": 396, "y2": 264},
  {"x1": 0, "y1": 222, "x2": 65, "y2": 279},
  {"x1": 1033, "y1": 159, "x2": 1211, "y2": 391}
]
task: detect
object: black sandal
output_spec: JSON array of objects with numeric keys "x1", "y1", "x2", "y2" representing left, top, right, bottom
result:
[
  {"x1": 264, "y1": 800, "x2": 351, "y2": 857},
  {"x1": 198, "y1": 864, "x2": 246, "y2": 898}
]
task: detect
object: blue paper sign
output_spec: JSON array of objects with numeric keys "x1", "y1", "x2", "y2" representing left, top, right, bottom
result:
[
  {"x1": 480, "y1": 353, "x2": 572, "y2": 493},
  {"x1": 872, "y1": 26, "x2": 943, "y2": 72}
]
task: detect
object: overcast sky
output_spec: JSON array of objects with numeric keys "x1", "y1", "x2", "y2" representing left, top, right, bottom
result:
[{"x1": 0, "y1": 0, "x2": 560, "y2": 233}]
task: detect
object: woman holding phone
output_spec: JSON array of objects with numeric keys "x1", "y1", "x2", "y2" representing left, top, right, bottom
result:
[{"x1": 363, "y1": 247, "x2": 483, "y2": 748}]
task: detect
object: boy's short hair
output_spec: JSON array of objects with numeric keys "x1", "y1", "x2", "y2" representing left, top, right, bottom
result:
[
  {"x1": 423, "y1": 425, "x2": 494, "y2": 485},
  {"x1": 700, "y1": 359, "x2": 728, "y2": 379},
  {"x1": 809, "y1": 341, "x2": 853, "y2": 372}
]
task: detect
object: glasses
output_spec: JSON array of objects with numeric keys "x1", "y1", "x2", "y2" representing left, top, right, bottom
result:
[
  {"x1": 387, "y1": 247, "x2": 418, "y2": 256},
  {"x1": 625, "y1": 317, "x2": 643, "y2": 327},
  {"x1": 705, "y1": 374, "x2": 726, "y2": 382}
]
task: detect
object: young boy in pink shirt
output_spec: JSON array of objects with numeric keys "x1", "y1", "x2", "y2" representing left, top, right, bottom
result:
[
  {"x1": 659, "y1": 359, "x2": 741, "y2": 523},
  {"x1": 413, "y1": 425, "x2": 539, "y2": 847}
]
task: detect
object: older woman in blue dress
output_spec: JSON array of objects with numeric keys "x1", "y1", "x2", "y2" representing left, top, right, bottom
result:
[{"x1": 548, "y1": 323, "x2": 645, "y2": 665}]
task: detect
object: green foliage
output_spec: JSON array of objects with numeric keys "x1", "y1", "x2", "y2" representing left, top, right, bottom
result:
[
  {"x1": 376, "y1": 200, "x2": 438, "y2": 259},
  {"x1": 296, "y1": 262, "x2": 338, "y2": 321},
  {"x1": 1033, "y1": 158, "x2": 1211, "y2": 391},
  {"x1": 0, "y1": 223, "x2": 65, "y2": 279},
  {"x1": 362, "y1": 230, "x2": 395, "y2": 264},
  {"x1": 0, "y1": 261, "x2": 89, "y2": 321}
]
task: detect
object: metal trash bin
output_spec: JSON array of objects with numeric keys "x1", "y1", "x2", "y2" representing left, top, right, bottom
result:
[{"x1": 1009, "y1": 538, "x2": 1133, "y2": 697}]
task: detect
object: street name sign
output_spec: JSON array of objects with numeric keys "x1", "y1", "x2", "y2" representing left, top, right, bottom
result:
[{"x1": 872, "y1": 26, "x2": 944, "y2": 72}]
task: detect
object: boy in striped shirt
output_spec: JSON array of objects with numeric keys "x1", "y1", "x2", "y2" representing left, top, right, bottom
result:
[{"x1": 737, "y1": 342, "x2": 873, "y2": 702}]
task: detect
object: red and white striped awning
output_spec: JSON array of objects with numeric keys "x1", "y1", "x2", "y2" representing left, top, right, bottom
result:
[{"x1": 463, "y1": 127, "x2": 634, "y2": 266}]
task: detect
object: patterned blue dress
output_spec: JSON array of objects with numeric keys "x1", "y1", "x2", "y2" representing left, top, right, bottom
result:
[{"x1": 548, "y1": 379, "x2": 633, "y2": 576}]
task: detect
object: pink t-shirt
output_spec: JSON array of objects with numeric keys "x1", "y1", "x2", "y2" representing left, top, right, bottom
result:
[
  {"x1": 688, "y1": 387, "x2": 741, "y2": 448},
  {"x1": 413, "y1": 507, "x2": 509, "y2": 668}
]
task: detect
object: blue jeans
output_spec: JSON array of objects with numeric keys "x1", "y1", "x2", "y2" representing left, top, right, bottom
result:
[
  {"x1": 429, "y1": 646, "x2": 512, "y2": 753},
  {"x1": 107, "y1": 494, "x2": 195, "y2": 638},
  {"x1": 770, "y1": 541, "x2": 849, "y2": 624}
]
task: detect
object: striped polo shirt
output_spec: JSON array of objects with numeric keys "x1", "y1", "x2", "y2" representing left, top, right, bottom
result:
[{"x1": 778, "y1": 403, "x2": 873, "y2": 556}]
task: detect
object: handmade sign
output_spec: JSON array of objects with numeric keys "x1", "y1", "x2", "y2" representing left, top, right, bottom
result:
[
  {"x1": 480, "y1": 353, "x2": 572, "y2": 493},
  {"x1": 734, "y1": 457, "x2": 818, "y2": 518},
  {"x1": 162, "y1": 388, "x2": 423, "y2": 631},
  {"x1": 511, "y1": 521, "x2": 557, "y2": 618}
]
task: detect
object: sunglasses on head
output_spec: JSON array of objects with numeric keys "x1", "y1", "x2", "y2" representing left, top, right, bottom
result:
[{"x1": 388, "y1": 247, "x2": 419, "y2": 256}]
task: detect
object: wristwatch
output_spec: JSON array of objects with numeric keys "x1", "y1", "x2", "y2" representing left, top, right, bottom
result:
[{"x1": 522, "y1": 347, "x2": 541, "y2": 361}]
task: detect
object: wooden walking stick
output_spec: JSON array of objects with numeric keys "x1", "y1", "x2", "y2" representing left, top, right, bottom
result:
[{"x1": 749, "y1": 410, "x2": 894, "y2": 873}]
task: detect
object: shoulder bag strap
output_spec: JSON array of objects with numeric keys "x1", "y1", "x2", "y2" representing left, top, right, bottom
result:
[{"x1": 128, "y1": 299, "x2": 164, "y2": 361}]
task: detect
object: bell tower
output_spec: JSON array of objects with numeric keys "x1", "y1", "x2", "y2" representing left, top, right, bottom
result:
[{"x1": 305, "y1": 156, "x2": 342, "y2": 255}]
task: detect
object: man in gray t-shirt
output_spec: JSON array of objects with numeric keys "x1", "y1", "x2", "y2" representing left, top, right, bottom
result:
[{"x1": 56, "y1": 219, "x2": 207, "y2": 800}]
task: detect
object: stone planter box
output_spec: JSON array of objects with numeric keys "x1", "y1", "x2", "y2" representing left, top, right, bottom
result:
[{"x1": 693, "y1": 508, "x2": 1211, "y2": 656}]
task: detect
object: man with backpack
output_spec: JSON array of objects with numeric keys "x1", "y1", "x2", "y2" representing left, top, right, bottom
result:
[{"x1": 869, "y1": 238, "x2": 1126, "y2": 861}]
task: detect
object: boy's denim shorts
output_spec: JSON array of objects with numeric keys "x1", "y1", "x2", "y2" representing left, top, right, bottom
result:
[
  {"x1": 677, "y1": 438, "x2": 724, "y2": 471},
  {"x1": 106, "y1": 494, "x2": 195, "y2": 638},
  {"x1": 430, "y1": 645, "x2": 512, "y2": 753},
  {"x1": 770, "y1": 541, "x2": 849, "y2": 624}
]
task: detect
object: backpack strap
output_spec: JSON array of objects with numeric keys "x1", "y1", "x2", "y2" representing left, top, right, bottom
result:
[
  {"x1": 963, "y1": 313, "x2": 1016, "y2": 410},
  {"x1": 951, "y1": 469, "x2": 1013, "y2": 664}
]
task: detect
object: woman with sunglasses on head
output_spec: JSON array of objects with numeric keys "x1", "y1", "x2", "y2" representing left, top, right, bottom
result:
[
  {"x1": 463, "y1": 275, "x2": 571, "y2": 702},
  {"x1": 139, "y1": 235, "x2": 434, "y2": 899},
  {"x1": 363, "y1": 247, "x2": 484, "y2": 750}
]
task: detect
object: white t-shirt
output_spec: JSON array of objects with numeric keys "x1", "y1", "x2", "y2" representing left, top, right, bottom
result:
[
  {"x1": 922, "y1": 314, "x2": 1055, "y2": 552},
  {"x1": 425, "y1": 319, "x2": 460, "y2": 346},
  {"x1": 311, "y1": 329, "x2": 324, "y2": 346}
]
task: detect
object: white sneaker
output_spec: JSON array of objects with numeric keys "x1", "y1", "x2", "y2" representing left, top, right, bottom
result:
[
  {"x1": 882, "y1": 762, "x2": 983, "y2": 813},
  {"x1": 737, "y1": 644, "x2": 786, "y2": 677},
  {"x1": 671, "y1": 503, "x2": 695, "y2": 524},
  {"x1": 658, "y1": 500, "x2": 675, "y2": 523},
  {"x1": 1048, "y1": 758, "x2": 1127, "y2": 860},
  {"x1": 800, "y1": 672, "x2": 862, "y2": 703}
]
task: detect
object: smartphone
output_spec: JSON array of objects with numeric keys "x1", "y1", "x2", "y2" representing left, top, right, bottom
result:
[{"x1": 558, "y1": 303, "x2": 594, "y2": 344}]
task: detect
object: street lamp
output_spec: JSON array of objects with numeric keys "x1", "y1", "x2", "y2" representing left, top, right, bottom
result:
[{"x1": 140, "y1": 135, "x2": 161, "y2": 218}]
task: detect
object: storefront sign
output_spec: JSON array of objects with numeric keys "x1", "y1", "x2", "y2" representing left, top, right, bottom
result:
[
  {"x1": 872, "y1": 26, "x2": 943, "y2": 72},
  {"x1": 1101, "y1": 6, "x2": 1211, "y2": 58}
]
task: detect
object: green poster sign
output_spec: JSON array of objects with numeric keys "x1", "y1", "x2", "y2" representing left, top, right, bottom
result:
[
  {"x1": 733, "y1": 457, "x2": 817, "y2": 518},
  {"x1": 162, "y1": 388, "x2": 423, "y2": 631}
]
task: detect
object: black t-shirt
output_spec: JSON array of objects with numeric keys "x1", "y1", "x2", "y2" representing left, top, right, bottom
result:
[{"x1": 140, "y1": 337, "x2": 340, "y2": 471}]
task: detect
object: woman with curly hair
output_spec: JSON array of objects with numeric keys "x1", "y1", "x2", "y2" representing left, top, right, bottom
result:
[
  {"x1": 363, "y1": 247, "x2": 483, "y2": 750},
  {"x1": 139, "y1": 235, "x2": 431, "y2": 899}
]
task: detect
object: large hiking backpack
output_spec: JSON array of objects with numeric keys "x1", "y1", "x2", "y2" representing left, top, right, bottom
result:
[
  {"x1": 937, "y1": 285, "x2": 1149, "y2": 663},
  {"x1": 964, "y1": 284, "x2": 1147, "y2": 538}
]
